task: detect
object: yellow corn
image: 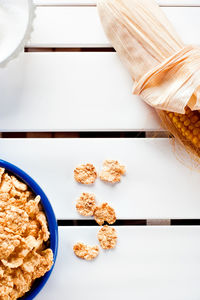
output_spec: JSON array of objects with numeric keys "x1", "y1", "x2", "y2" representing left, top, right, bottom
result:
[{"x1": 166, "y1": 108, "x2": 200, "y2": 148}]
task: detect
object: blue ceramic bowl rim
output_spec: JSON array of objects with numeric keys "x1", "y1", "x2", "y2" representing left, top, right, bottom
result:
[{"x1": 0, "y1": 159, "x2": 58, "y2": 300}]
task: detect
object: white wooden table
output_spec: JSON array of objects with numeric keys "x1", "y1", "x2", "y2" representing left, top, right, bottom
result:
[{"x1": 1, "y1": 1, "x2": 200, "y2": 299}]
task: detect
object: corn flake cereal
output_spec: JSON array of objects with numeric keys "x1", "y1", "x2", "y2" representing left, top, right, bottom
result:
[
  {"x1": 76, "y1": 193, "x2": 96, "y2": 216},
  {"x1": 11, "y1": 176, "x2": 27, "y2": 192},
  {"x1": 0, "y1": 235, "x2": 21, "y2": 260},
  {"x1": 73, "y1": 242, "x2": 99, "y2": 260},
  {"x1": 0, "y1": 174, "x2": 12, "y2": 193},
  {"x1": 98, "y1": 225, "x2": 117, "y2": 249},
  {"x1": 99, "y1": 160, "x2": 126, "y2": 183},
  {"x1": 36, "y1": 211, "x2": 50, "y2": 242},
  {"x1": 0, "y1": 168, "x2": 5, "y2": 183},
  {"x1": 0, "y1": 170, "x2": 53, "y2": 300},
  {"x1": 94, "y1": 203, "x2": 116, "y2": 226},
  {"x1": 74, "y1": 164, "x2": 97, "y2": 184}
]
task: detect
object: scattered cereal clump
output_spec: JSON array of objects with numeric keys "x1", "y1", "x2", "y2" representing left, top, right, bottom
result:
[
  {"x1": 74, "y1": 164, "x2": 97, "y2": 185},
  {"x1": 73, "y1": 242, "x2": 99, "y2": 260},
  {"x1": 98, "y1": 225, "x2": 117, "y2": 249},
  {"x1": 94, "y1": 203, "x2": 116, "y2": 226},
  {"x1": 99, "y1": 160, "x2": 126, "y2": 183},
  {"x1": 76, "y1": 193, "x2": 96, "y2": 216},
  {"x1": 0, "y1": 167, "x2": 53, "y2": 300}
]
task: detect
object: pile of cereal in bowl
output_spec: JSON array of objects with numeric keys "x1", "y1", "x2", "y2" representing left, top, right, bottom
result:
[{"x1": 0, "y1": 168, "x2": 53, "y2": 299}]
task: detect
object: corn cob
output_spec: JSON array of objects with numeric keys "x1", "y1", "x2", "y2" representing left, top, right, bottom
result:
[
  {"x1": 167, "y1": 110, "x2": 200, "y2": 143},
  {"x1": 157, "y1": 108, "x2": 200, "y2": 157}
]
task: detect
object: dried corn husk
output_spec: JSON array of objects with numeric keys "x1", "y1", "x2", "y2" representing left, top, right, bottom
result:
[
  {"x1": 97, "y1": 0, "x2": 200, "y2": 114},
  {"x1": 97, "y1": 0, "x2": 200, "y2": 163}
]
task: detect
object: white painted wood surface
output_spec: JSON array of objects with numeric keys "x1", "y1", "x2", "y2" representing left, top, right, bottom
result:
[
  {"x1": 1, "y1": 138, "x2": 200, "y2": 219},
  {"x1": 33, "y1": 0, "x2": 200, "y2": 7},
  {"x1": 28, "y1": 7, "x2": 200, "y2": 47},
  {"x1": 36, "y1": 226, "x2": 200, "y2": 300},
  {"x1": 0, "y1": 52, "x2": 161, "y2": 132}
]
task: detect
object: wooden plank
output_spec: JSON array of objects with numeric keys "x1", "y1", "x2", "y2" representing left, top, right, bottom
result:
[
  {"x1": 1, "y1": 138, "x2": 200, "y2": 219},
  {"x1": 36, "y1": 226, "x2": 200, "y2": 300},
  {"x1": 0, "y1": 52, "x2": 160, "y2": 132},
  {"x1": 33, "y1": 0, "x2": 200, "y2": 7},
  {"x1": 28, "y1": 7, "x2": 200, "y2": 47}
]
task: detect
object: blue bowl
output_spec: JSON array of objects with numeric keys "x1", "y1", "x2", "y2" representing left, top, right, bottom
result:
[{"x1": 0, "y1": 159, "x2": 58, "y2": 300}]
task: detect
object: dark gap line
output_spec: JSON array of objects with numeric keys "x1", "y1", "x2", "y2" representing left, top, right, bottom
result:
[
  {"x1": 57, "y1": 219, "x2": 147, "y2": 226},
  {"x1": 36, "y1": 4, "x2": 96, "y2": 7},
  {"x1": 25, "y1": 47, "x2": 115, "y2": 52},
  {"x1": 57, "y1": 219, "x2": 200, "y2": 226},
  {"x1": 1, "y1": 133, "x2": 27, "y2": 138},
  {"x1": 171, "y1": 219, "x2": 200, "y2": 226},
  {"x1": 79, "y1": 132, "x2": 146, "y2": 138},
  {"x1": 1, "y1": 132, "x2": 147, "y2": 138}
]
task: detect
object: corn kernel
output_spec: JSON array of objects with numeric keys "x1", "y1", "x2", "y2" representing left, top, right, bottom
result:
[
  {"x1": 193, "y1": 128, "x2": 199, "y2": 136},
  {"x1": 180, "y1": 116, "x2": 187, "y2": 122},
  {"x1": 181, "y1": 127, "x2": 186, "y2": 133},
  {"x1": 188, "y1": 112, "x2": 195, "y2": 117},
  {"x1": 173, "y1": 117, "x2": 178, "y2": 124},
  {"x1": 195, "y1": 121, "x2": 200, "y2": 127},
  {"x1": 192, "y1": 137, "x2": 198, "y2": 145},
  {"x1": 165, "y1": 108, "x2": 200, "y2": 148},
  {"x1": 177, "y1": 122, "x2": 182, "y2": 129},
  {"x1": 188, "y1": 134, "x2": 193, "y2": 141},
  {"x1": 185, "y1": 130, "x2": 191, "y2": 137},
  {"x1": 184, "y1": 119, "x2": 190, "y2": 127},
  {"x1": 189, "y1": 125, "x2": 194, "y2": 130},
  {"x1": 191, "y1": 115, "x2": 199, "y2": 123}
]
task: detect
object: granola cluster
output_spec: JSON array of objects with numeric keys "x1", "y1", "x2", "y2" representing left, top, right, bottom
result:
[{"x1": 0, "y1": 168, "x2": 53, "y2": 300}]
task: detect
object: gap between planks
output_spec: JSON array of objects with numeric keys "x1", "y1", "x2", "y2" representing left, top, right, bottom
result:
[
  {"x1": 25, "y1": 47, "x2": 115, "y2": 52},
  {"x1": 57, "y1": 219, "x2": 200, "y2": 226},
  {"x1": 0, "y1": 132, "x2": 169, "y2": 138}
]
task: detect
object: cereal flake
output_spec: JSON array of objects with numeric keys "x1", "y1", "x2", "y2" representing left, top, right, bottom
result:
[
  {"x1": 0, "y1": 168, "x2": 5, "y2": 184},
  {"x1": 36, "y1": 211, "x2": 50, "y2": 242},
  {"x1": 0, "y1": 174, "x2": 12, "y2": 193},
  {"x1": 25, "y1": 195, "x2": 40, "y2": 218},
  {"x1": 73, "y1": 242, "x2": 99, "y2": 260},
  {"x1": 94, "y1": 203, "x2": 116, "y2": 226},
  {"x1": 21, "y1": 249, "x2": 53, "y2": 279},
  {"x1": 0, "y1": 203, "x2": 29, "y2": 235},
  {"x1": 11, "y1": 176, "x2": 27, "y2": 192},
  {"x1": 100, "y1": 160, "x2": 126, "y2": 183},
  {"x1": 0, "y1": 170, "x2": 53, "y2": 299},
  {"x1": 76, "y1": 193, "x2": 96, "y2": 216},
  {"x1": 98, "y1": 225, "x2": 117, "y2": 249},
  {"x1": 74, "y1": 164, "x2": 97, "y2": 184},
  {"x1": 0, "y1": 234, "x2": 21, "y2": 260},
  {"x1": 0, "y1": 193, "x2": 9, "y2": 202}
]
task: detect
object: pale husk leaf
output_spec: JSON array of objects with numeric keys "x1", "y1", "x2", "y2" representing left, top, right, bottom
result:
[{"x1": 97, "y1": 0, "x2": 200, "y2": 113}]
